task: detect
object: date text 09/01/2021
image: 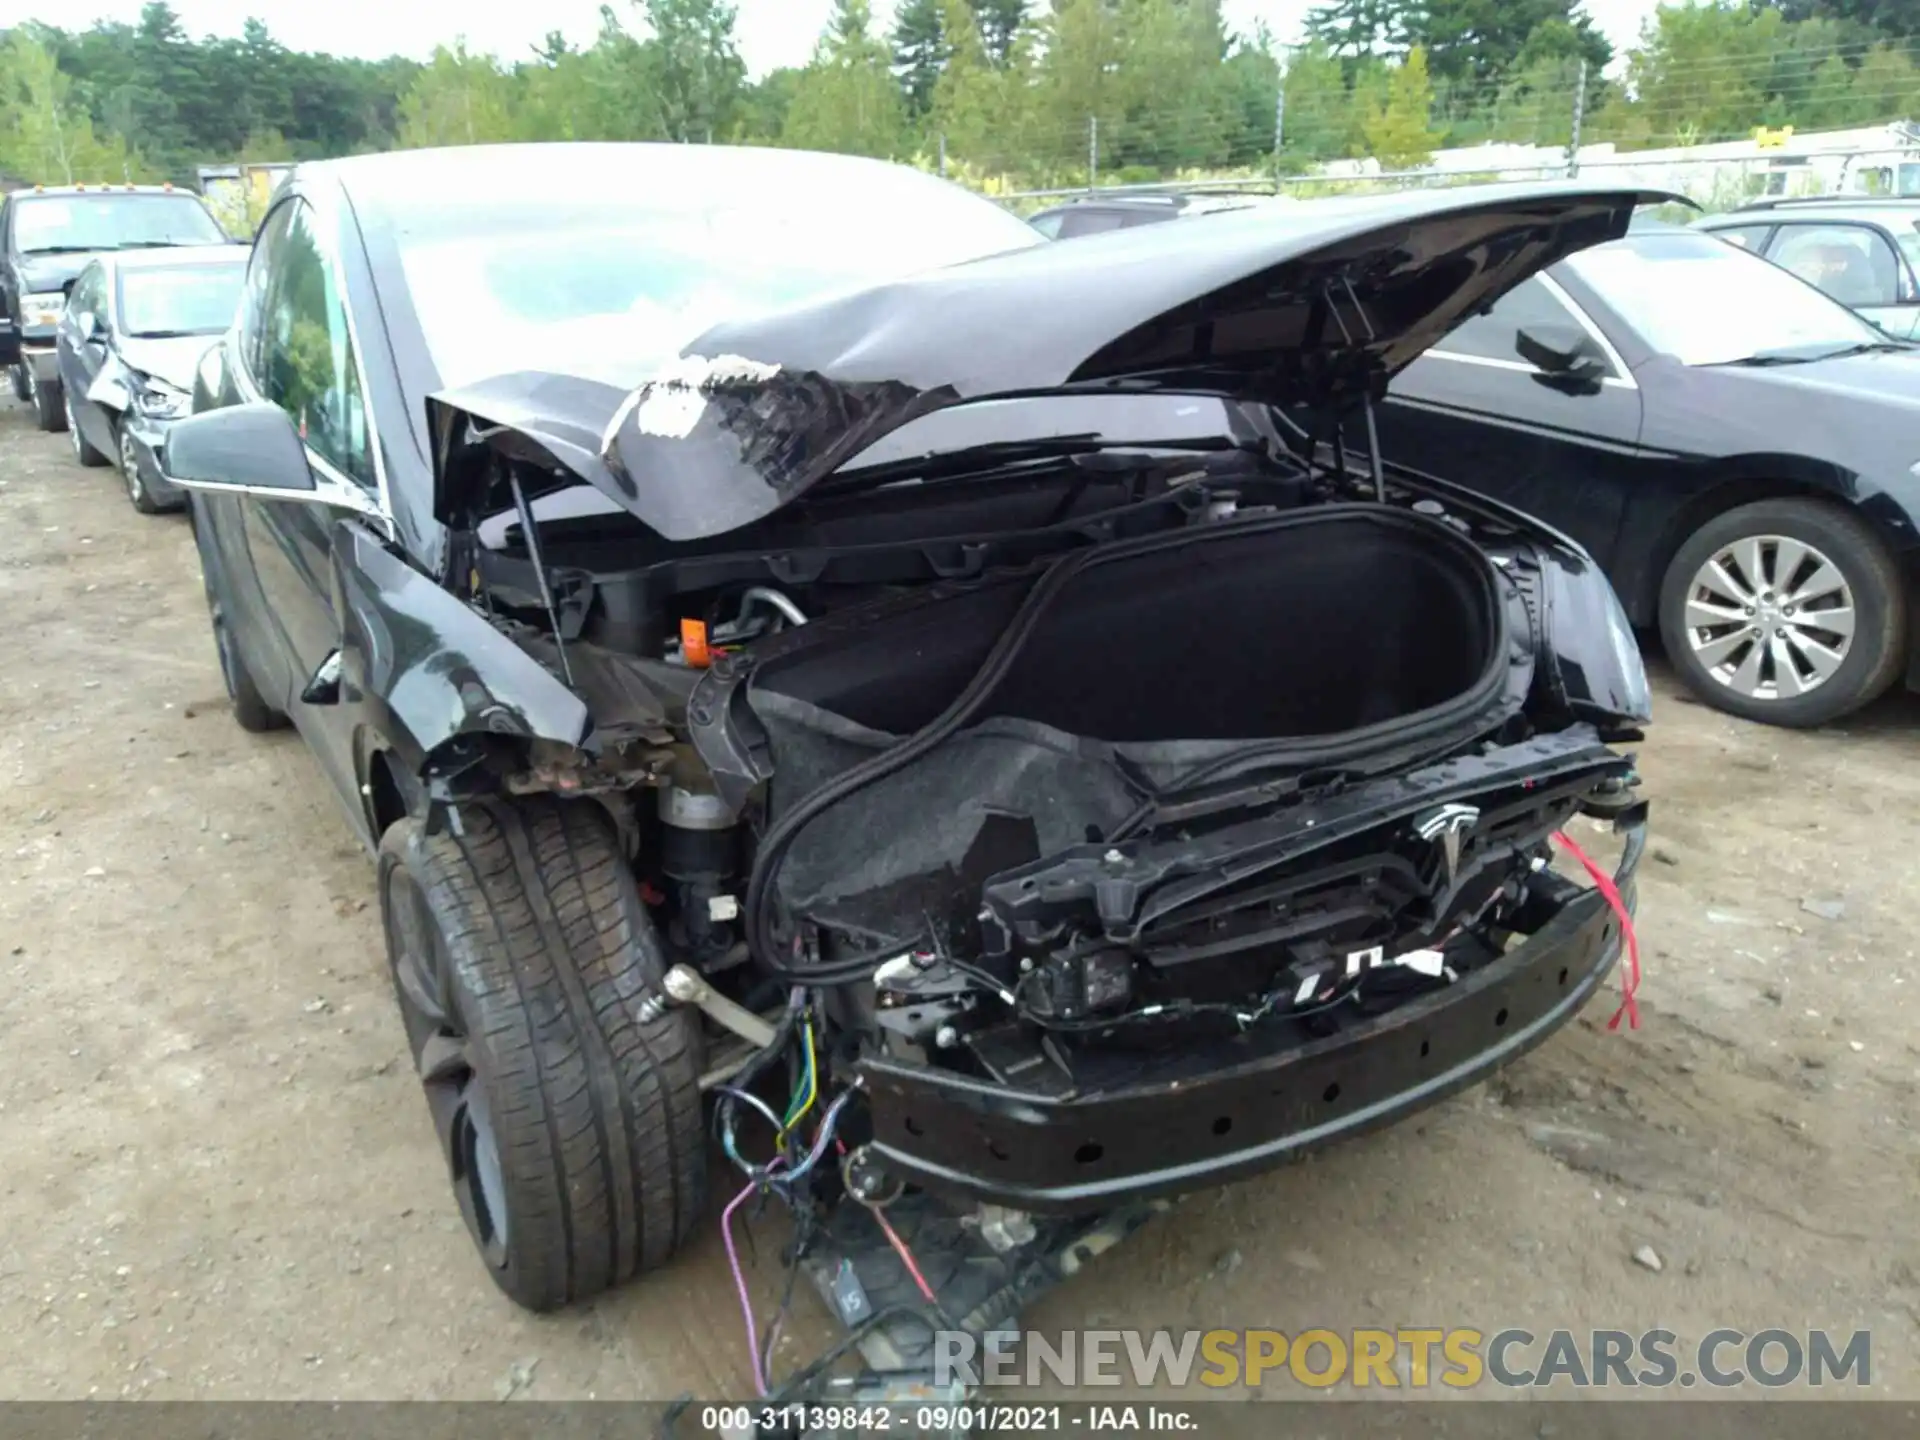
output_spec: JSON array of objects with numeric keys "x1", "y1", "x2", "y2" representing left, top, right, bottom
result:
[{"x1": 699, "y1": 1404, "x2": 1202, "y2": 1434}]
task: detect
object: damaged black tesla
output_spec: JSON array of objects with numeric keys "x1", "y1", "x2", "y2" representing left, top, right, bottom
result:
[{"x1": 160, "y1": 145, "x2": 1654, "y2": 1332}]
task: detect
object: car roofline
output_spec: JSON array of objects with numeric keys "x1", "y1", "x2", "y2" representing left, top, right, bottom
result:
[{"x1": 1731, "y1": 196, "x2": 1920, "y2": 212}]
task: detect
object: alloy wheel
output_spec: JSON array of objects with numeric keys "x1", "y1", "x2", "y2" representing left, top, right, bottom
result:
[
  {"x1": 384, "y1": 865, "x2": 510, "y2": 1270},
  {"x1": 1681, "y1": 534, "x2": 1856, "y2": 701},
  {"x1": 120, "y1": 429, "x2": 145, "y2": 505}
]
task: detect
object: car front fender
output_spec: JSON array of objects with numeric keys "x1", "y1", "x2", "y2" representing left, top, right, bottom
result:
[
  {"x1": 330, "y1": 521, "x2": 591, "y2": 780},
  {"x1": 84, "y1": 352, "x2": 132, "y2": 413}
]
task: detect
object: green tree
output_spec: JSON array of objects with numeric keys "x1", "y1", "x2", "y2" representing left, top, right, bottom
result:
[
  {"x1": 781, "y1": 0, "x2": 907, "y2": 157},
  {"x1": 1363, "y1": 44, "x2": 1442, "y2": 167},
  {"x1": 28, "y1": 14, "x2": 417, "y2": 165},
  {"x1": 0, "y1": 27, "x2": 147, "y2": 181},
  {"x1": 1832, "y1": 45, "x2": 1920, "y2": 126},
  {"x1": 1104, "y1": 0, "x2": 1236, "y2": 171},
  {"x1": 892, "y1": 0, "x2": 948, "y2": 115},
  {"x1": 734, "y1": 66, "x2": 802, "y2": 142},
  {"x1": 638, "y1": 0, "x2": 746, "y2": 143},
  {"x1": 1776, "y1": 0, "x2": 1920, "y2": 42},
  {"x1": 1032, "y1": 0, "x2": 1126, "y2": 174},
  {"x1": 517, "y1": 34, "x2": 592, "y2": 140},
  {"x1": 569, "y1": 5, "x2": 665, "y2": 141},
  {"x1": 1411, "y1": 0, "x2": 1610, "y2": 88},
  {"x1": 1594, "y1": 2, "x2": 1779, "y2": 148},
  {"x1": 929, "y1": 0, "x2": 1006, "y2": 161},
  {"x1": 1472, "y1": 51, "x2": 1591, "y2": 145},
  {"x1": 1303, "y1": 0, "x2": 1413, "y2": 62},
  {"x1": 395, "y1": 42, "x2": 520, "y2": 148},
  {"x1": 972, "y1": 0, "x2": 1031, "y2": 65},
  {"x1": 1217, "y1": 26, "x2": 1284, "y2": 167},
  {"x1": 1281, "y1": 43, "x2": 1366, "y2": 163}
]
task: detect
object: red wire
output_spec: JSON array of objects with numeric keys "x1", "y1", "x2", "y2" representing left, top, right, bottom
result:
[
  {"x1": 1552, "y1": 830, "x2": 1641, "y2": 1031},
  {"x1": 867, "y1": 1201, "x2": 939, "y2": 1304}
]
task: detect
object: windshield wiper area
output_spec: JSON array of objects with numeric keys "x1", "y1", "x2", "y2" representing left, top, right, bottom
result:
[
  {"x1": 818, "y1": 434, "x2": 1254, "y2": 495},
  {"x1": 19, "y1": 244, "x2": 101, "y2": 254},
  {"x1": 1716, "y1": 339, "x2": 1913, "y2": 367}
]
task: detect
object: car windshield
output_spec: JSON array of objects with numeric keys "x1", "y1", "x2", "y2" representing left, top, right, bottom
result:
[
  {"x1": 386, "y1": 149, "x2": 1044, "y2": 390},
  {"x1": 118, "y1": 261, "x2": 247, "y2": 338},
  {"x1": 12, "y1": 194, "x2": 227, "y2": 254},
  {"x1": 1565, "y1": 231, "x2": 1889, "y2": 365}
]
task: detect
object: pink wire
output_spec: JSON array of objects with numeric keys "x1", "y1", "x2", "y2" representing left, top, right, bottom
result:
[
  {"x1": 868, "y1": 1201, "x2": 939, "y2": 1303},
  {"x1": 722, "y1": 1176, "x2": 769, "y2": 1396},
  {"x1": 1552, "y1": 829, "x2": 1642, "y2": 1030}
]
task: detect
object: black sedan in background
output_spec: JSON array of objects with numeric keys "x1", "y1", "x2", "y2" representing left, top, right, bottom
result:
[
  {"x1": 1380, "y1": 223, "x2": 1920, "y2": 727},
  {"x1": 55, "y1": 245, "x2": 247, "y2": 512}
]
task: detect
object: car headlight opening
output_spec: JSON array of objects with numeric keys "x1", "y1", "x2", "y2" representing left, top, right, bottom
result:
[
  {"x1": 23, "y1": 291, "x2": 65, "y2": 330},
  {"x1": 1538, "y1": 551, "x2": 1653, "y2": 726},
  {"x1": 133, "y1": 380, "x2": 192, "y2": 420}
]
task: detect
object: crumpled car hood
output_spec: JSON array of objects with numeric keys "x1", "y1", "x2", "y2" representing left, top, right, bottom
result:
[
  {"x1": 116, "y1": 334, "x2": 219, "y2": 390},
  {"x1": 430, "y1": 182, "x2": 1676, "y2": 542}
]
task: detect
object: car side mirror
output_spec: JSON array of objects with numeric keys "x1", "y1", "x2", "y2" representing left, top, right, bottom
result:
[
  {"x1": 164, "y1": 402, "x2": 317, "y2": 496},
  {"x1": 1515, "y1": 323, "x2": 1608, "y2": 388}
]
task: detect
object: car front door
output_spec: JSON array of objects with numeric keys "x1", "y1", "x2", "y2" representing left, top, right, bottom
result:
[
  {"x1": 57, "y1": 265, "x2": 116, "y2": 455},
  {"x1": 1763, "y1": 221, "x2": 1920, "y2": 339},
  {"x1": 240, "y1": 196, "x2": 386, "y2": 815},
  {"x1": 1377, "y1": 275, "x2": 1649, "y2": 568}
]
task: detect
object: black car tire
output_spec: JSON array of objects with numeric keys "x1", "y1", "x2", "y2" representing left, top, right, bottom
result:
[
  {"x1": 212, "y1": 600, "x2": 286, "y2": 733},
  {"x1": 1659, "y1": 498, "x2": 1905, "y2": 728},
  {"x1": 68, "y1": 393, "x2": 109, "y2": 467},
  {"x1": 376, "y1": 798, "x2": 707, "y2": 1312},
  {"x1": 8, "y1": 362, "x2": 28, "y2": 403},
  {"x1": 194, "y1": 534, "x2": 287, "y2": 733},
  {"x1": 31, "y1": 370, "x2": 64, "y2": 432}
]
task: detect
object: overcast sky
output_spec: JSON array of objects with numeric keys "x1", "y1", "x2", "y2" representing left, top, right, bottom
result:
[{"x1": 3, "y1": 0, "x2": 1663, "y2": 75}]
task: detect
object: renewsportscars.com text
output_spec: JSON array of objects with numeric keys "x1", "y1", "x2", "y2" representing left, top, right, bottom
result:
[{"x1": 935, "y1": 1327, "x2": 1871, "y2": 1391}]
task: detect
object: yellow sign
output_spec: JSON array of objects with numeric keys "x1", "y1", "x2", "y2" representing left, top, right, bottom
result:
[{"x1": 1753, "y1": 125, "x2": 1795, "y2": 149}]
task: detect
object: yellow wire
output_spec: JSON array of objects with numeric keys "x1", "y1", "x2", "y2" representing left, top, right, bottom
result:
[{"x1": 779, "y1": 1016, "x2": 819, "y2": 1151}]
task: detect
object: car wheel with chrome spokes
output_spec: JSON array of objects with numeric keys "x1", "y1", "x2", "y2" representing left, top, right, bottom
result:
[
  {"x1": 120, "y1": 425, "x2": 161, "y2": 513},
  {"x1": 1660, "y1": 498, "x2": 1905, "y2": 728}
]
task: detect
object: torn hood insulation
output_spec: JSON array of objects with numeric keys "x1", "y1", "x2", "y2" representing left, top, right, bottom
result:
[{"x1": 429, "y1": 182, "x2": 1676, "y2": 541}]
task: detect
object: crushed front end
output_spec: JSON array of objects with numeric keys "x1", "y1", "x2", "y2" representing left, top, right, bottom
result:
[
  {"x1": 407, "y1": 184, "x2": 1667, "y2": 1372},
  {"x1": 683, "y1": 499, "x2": 1649, "y2": 1213},
  {"x1": 860, "y1": 743, "x2": 1644, "y2": 1210}
]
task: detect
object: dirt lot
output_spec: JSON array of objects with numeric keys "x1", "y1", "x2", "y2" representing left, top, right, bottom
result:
[{"x1": 2, "y1": 387, "x2": 1918, "y2": 1405}]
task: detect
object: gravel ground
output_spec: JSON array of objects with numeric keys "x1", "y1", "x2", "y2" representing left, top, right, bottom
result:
[{"x1": 2, "y1": 389, "x2": 1917, "y2": 1404}]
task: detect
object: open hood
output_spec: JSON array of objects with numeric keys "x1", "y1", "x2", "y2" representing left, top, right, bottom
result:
[{"x1": 430, "y1": 182, "x2": 1677, "y2": 542}]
